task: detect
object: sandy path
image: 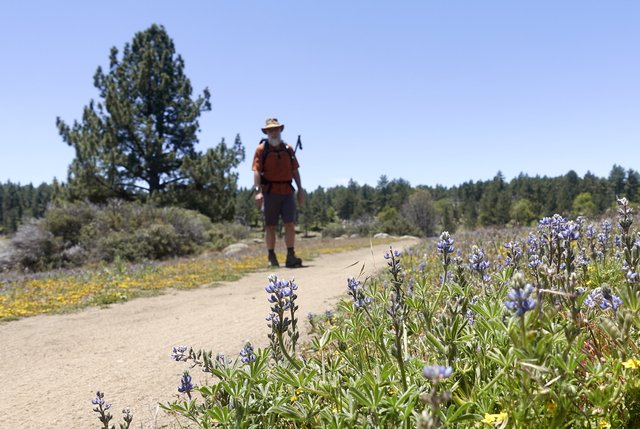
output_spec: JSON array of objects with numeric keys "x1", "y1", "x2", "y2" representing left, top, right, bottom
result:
[{"x1": 0, "y1": 238, "x2": 418, "y2": 429}]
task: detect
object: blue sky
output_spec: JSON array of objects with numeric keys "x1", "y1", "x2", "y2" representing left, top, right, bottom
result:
[{"x1": 1, "y1": 1, "x2": 638, "y2": 190}]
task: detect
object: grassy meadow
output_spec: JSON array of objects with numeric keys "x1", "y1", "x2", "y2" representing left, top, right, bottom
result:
[{"x1": 135, "y1": 198, "x2": 640, "y2": 428}]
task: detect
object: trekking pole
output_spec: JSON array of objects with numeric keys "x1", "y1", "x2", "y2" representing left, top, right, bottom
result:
[{"x1": 295, "y1": 135, "x2": 302, "y2": 154}]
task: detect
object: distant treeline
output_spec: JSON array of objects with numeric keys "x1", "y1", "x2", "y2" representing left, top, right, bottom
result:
[
  {"x1": 0, "y1": 181, "x2": 56, "y2": 234},
  {"x1": 2, "y1": 165, "x2": 638, "y2": 236},
  {"x1": 236, "y1": 164, "x2": 639, "y2": 236}
]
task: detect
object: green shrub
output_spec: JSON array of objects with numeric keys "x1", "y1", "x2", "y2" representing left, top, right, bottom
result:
[
  {"x1": 6, "y1": 199, "x2": 244, "y2": 270},
  {"x1": 208, "y1": 222, "x2": 251, "y2": 250},
  {"x1": 374, "y1": 206, "x2": 421, "y2": 236},
  {"x1": 44, "y1": 201, "x2": 97, "y2": 244},
  {"x1": 8, "y1": 219, "x2": 62, "y2": 270}
]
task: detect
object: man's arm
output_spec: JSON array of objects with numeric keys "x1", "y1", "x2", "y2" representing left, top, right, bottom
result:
[
  {"x1": 292, "y1": 169, "x2": 304, "y2": 205},
  {"x1": 254, "y1": 170, "x2": 262, "y2": 191},
  {"x1": 254, "y1": 170, "x2": 263, "y2": 207}
]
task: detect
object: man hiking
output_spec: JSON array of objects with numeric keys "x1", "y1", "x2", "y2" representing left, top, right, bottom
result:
[{"x1": 252, "y1": 118, "x2": 305, "y2": 267}]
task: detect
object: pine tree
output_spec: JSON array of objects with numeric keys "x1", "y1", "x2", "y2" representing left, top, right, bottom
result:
[
  {"x1": 57, "y1": 24, "x2": 212, "y2": 202},
  {"x1": 608, "y1": 165, "x2": 627, "y2": 199},
  {"x1": 169, "y1": 135, "x2": 245, "y2": 221},
  {"x1": 625, "y1": 169, "x2": 640, "y2": 202}
]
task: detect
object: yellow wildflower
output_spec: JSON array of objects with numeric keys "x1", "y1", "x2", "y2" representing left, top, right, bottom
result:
[
  {"x1": 481, "y1": 412, "x2": 508, "y2": 425},
  {"x1": 290, "y1": 395, "x2": 298, "y2": 402},
  {"x1": 622, "y1": 358, "x2": 640, "y2": 369},
  {"x1": 598, "y1": 418, "x2": 611, "y2": 429},
  {"x1": 546, "y1": 400, "x2": 557, "y2": 414}
]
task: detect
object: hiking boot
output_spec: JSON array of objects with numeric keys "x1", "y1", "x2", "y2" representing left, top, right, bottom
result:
[
  {"x1": 268, "y1": 253, "x2": 280, "y2": 267},
  {"x1": 285, "y1": 253, "x2": 302, "y2": 268}
]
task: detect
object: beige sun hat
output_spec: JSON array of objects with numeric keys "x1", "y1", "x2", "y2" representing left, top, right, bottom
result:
[{"x1": 261, "y1": 118, "x2": 285, "y2": 134}]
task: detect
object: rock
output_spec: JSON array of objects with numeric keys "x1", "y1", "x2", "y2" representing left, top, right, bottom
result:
[
  {"x1": 349, "y1": 234, "x2": 360, "y2": 238},
  {"x1": 400, "y1": 235, "x2": 419, "y2": 240},
  {"x1": 0, "y1": 239, "x2": 11, "y2": 262},
  {"x1": 373, "y1": 233, "x2": 390, "y2": 239},
  {"x1": 223, "y1": 243, "x2": 249, "y2": 255}
]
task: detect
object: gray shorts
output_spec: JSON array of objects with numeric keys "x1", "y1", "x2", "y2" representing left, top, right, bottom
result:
[{"x1": 263, "y1": 193, "x2": 296, "y2": 226}]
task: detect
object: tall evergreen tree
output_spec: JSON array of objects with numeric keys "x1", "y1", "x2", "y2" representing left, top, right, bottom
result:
[
  {"x1": 57, "y1": 24, "x2": 212, "y2": 202},
  {"x1": 625, "y1": 169, "x2": 640, "y2": 202},
  {"x1": 402, "y1": 189, "x2": 437, "y2": 236},
  {"x1": 478, "y1": 172, "x2": 509, "y2": 225},
  {"x1": 608, "y1": 164, "x2": 627, "y2": 199},
  {"x1": 167, "y1": 135, "x2": 245, "y2": 221}
]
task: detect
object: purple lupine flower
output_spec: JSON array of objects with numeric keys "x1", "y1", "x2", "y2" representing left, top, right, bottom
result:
[
  {"x1": 528, "y1": 254, "x2": 541, "y2": 269},
  {"x1": 265, "y1": 275, "x2": 298, "y2": 316},
  {"x1": 91, "y1": 391, "x2": 114, "y2": 425},
  {"x1": 597, "y1": 233, "x2": 608, "y2": 249},
  {"x1": 418, "y1": 260, "x2": 426, "y2": 272},
  {"x1": 422, "y1": 365, "x2": 453, "y2": 382},
  {"x1": 527, "y1": 233, "x2": 540, "y2": 253},
  {"x1": 384, "y1": 248, "x2": 401, "y2": 260},
  {"x1": 615, "y1": 235, "x2": 622, "y2": 248},
  {"x1": 347, "y1": 277, "x2": 373, "y2": 309},
  {"x1": 437, "y1": 231, "x2": 455, "y2": 254},
  {"x1": 239, "y1": 342, "x2": 257, "y2": 364},
  {"x1": 267, "y1": 312, "x2": 291, "y2": 333},
  {"x1": 266, "y1": 312, "x2": 281, "y2": 323},
  {"x1": 437, "y1": 231, "x2": 455, "y2": 268},
  {"x1": 576, "y1": 248, "x2": 590, "y2": 267},
  {"x1": 469, "y1": 245, "x2": 490, "y2": 275},
  {"x1": 178, "y1": 371, "x2": 194, "y2": 395},
  {"x1": 91, "y1": 391, "x2": 110, "y2": 410},
  {"x1": 558, "y1": 221, "x2": 580, "y2": 241},
  {"x1": 538, "y1": 214, "x2": 576, "y2": 246},
  {"x1": 584, "y1": 286, "x2": 623, "y2": 311},
  {"x1": 170, "y1": 345, "x2": 188, "y2": 362},
  {"x1": 617, "y1": 197, "x2": 633, "y2": 231},
  {"x1": 466, "y1": 309, "x2": 474, "y2": 326},
  {"x1": 407, "y1": 277, "x2": 414, "y2": 298},
  {"x1": 503, "y1": 241, "x2": 523, "y2": 267},
  {"x1": 505, "y1": 280, "x2": 536, "y2": 317},
  {"x1": 215, "y1": 353, "x2": 229, "y2": 367}
]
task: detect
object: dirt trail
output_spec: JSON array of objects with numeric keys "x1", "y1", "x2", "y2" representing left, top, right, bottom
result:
[{"x1": 0, "y1": 238, "x2": 418, "y2": 429}]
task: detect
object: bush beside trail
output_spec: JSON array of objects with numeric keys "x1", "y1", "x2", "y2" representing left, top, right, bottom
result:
[{"x1": 2, "y1": 200, "x2": 248, "y2": 272}]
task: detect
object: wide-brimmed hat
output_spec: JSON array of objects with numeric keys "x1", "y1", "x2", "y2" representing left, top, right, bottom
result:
[{"x1": 261, "y1": 118, "x2": 285, "y2": 134}]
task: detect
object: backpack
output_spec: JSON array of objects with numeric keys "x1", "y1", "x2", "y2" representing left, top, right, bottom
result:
[{"x1": 259, "y1": 139, "x2": 296, "y2": 193}]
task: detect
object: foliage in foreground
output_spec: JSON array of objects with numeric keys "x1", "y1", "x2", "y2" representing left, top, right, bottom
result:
[{"x1": 97, "y1": 198, "x2": 640, "y2": 428}]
